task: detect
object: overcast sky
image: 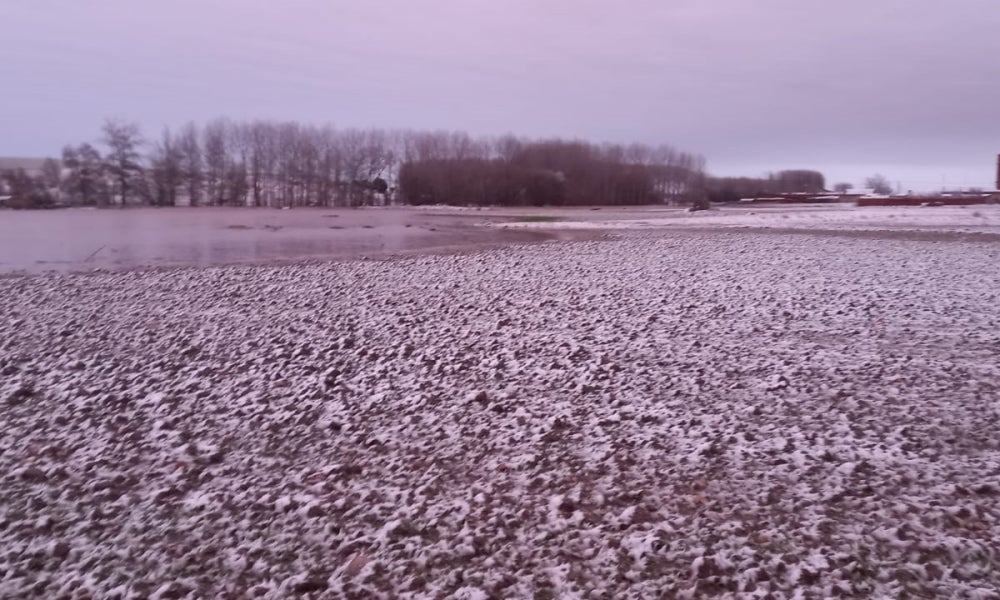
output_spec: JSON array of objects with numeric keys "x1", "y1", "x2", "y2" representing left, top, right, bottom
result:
[{"x1": 3, "y1": 0, "x2": 999, "y2": 190}]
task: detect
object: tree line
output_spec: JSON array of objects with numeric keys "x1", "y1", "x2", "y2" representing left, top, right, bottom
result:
[
  {"x1": 1, "y1": 119, "x2": 707, "y2": 209},
  {"x1": 400, "y1": 140, "x2": 706, "y2": 206},
  {"x1": 704, "y1": 170, "x2": 827, "y2": 203},
  {"x1": 704, "y1": 172, "x2": 913, "y2": 202}
]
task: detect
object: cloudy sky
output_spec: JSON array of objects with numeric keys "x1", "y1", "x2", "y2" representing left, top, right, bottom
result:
[{"x1": 3, "y1": 0, "x2": 999, "y2": 190}]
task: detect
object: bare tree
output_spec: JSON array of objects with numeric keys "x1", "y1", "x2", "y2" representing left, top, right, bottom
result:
[
  {"x1": 100, "y1": 119, "x2": 144, "y2": 207},
  {"x1": 625, "y1": 143, "x2": 651, "y2": 166},
  {"x1": 492, "y1": 135, "x2": 523, "y2": 163},
  {"x1": 273, "y1": 122, "x2": 300, "y2": 207},
  {"x1": 244, "y1": 121, "x2": 278, "y2": 207},
  {"x1": 150, "y1": 128, "x2": 183, "y2": 206},
  {"x1": 865, "y1": 174, "x2": 892, "y2": 195},
  {"x1": 403, "y1": 130, "x2": 450, "y2": 163},
  {"x1": 769, "y1": 170, "x2": 826, "y2": 193},
  {"x1": 337, "y1": 129, "x2": 367, "y2": 206},
  {"x1": 41, "y1": 158, "x2": 62, "y2": 190},
  {"x1": 833, "y1": 182, "x2": 853, "y2": 193},
  {"x1": 313, "y1": 125, "x2": 339, "y2": 207},
  {"x1": 203, "y1": 119, "x2": 229, "y2": 205},
  {"x1": 295, "y1": 125, "x2": 320, "y2": 206},
  {"x1": 61, "y1": 143, "x2": 107, "y2": 206},
  {"x1": 357, "y1": 129, "x2": 395, "y2": 205},
  {"x1": 224, "y1": 124, "x2": 250, "y2": 206},
  {"x1": 176, "y1": 122, "x2": 203, "y2": 206}
]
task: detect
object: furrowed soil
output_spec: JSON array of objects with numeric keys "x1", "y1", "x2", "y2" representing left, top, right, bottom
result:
[{"x1": 2, "y1": 225, "x2": 999, "y2": 598}]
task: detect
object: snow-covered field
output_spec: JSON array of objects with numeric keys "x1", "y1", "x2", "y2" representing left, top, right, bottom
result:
[
  {"x1": 501, "y1": 205, "x2": 1000, "y2": 236},
  {"x1": 2, "y1": 227, "x2": 999, "y2": 598}
]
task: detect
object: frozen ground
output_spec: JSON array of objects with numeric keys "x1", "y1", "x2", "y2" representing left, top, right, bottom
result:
[
  {"x1": 2, "y1": 225, "x2": 1000, "y2": 598},
  {"x1": 501, "y1": 204, "x2": 1000, "y2": 236}
]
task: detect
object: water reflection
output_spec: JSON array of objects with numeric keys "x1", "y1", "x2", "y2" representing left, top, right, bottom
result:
[{"x1": 0, "y1": 208, "x2": 548, "y2": 273}]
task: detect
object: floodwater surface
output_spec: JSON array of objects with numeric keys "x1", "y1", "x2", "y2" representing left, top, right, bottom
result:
[
  {"x1": 0, "y1": 207, "x2": 574, "y2": 274},
  {"x1": 5, "y1": 203, "x2": 937, "y2": 274}
]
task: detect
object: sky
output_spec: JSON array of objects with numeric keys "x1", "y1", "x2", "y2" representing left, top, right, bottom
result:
[{"x1": 2, "y1": 0, "x2": 999, "y2": 191}]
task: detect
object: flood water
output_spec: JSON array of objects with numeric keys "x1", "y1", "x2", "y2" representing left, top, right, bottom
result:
[{"x1": 0, "y1": 207, "x2": 572, "y2": 274}]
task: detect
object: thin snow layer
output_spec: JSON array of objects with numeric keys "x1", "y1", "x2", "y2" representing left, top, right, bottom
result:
[
  {"x1": 501, "y1": 205, "x2": 1000, "y2": 234},
  {"x1": 2, "y1": 232, "x2": 1000, "y2": 599}
]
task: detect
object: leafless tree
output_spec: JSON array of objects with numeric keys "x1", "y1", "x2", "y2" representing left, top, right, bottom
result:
[
  {"x1": 176, "y1": 122, "x2": 203, "y2": 206},
  {"x1": 149, "y1": 128, "x2": 184, "y2": 206},
  {"x1": 41, "y1": 158, "x2": 61, "y2": 190},
  {"x1": 100, "y1": 119, "x2": 144, "y2": 206},
  {"x1": 224, "y1": 124, "x2": 250, "y2": 207},
  {"x1": 865, "y1": 174, "x2": 893, "y2": 195},
  {"x1": 769, "y1": 170, "x2": 826, "y2": 193},
  {"x1": 492, "y1": 135, "x2": 524, "y2": 163},
  {"x1": 61, "y1": 143, "x2": 107, "y2": 206},
  {"x1": 203, "y1": 119, "x2": 229, "y2": 205},
  {"x1": 313, "y1": 125, "x2": 339, "y2": 207},
  {"x1": 243, "y1": 121, "x2": 277, "y2": 207}
]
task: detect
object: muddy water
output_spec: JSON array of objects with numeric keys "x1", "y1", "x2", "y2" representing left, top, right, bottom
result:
[{"x1": 0, "y1": 207, "x2": 568, "y2": 274}]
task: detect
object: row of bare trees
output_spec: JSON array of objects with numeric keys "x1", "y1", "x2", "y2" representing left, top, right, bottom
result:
[
  {"x1": 38, "y1": 119, "x2": 706, "y2": 208},
  {"x1": 54, "y1": 120, "x2": 397, "y2": 208}
]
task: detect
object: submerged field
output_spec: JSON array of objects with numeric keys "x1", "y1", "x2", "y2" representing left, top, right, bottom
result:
[
  {"x1": 1, "y1": 214, "x2": 1000, "y2": 597},
  {"x1": 2, "y1": 203, "x2": 998, "y2": 275}
]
